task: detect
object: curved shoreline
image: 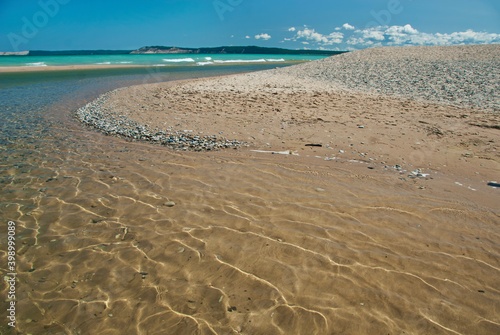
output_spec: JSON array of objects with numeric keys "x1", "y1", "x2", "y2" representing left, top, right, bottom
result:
[
  {"x1": 77, "y1": 45, "x2": 500, "y2": 178},
  {"x1": 75, "y1": 45, "x2": 500, "y2": 200},
  {"x1": 76, "y1": 87, "x2": 248, "y2": 151}
]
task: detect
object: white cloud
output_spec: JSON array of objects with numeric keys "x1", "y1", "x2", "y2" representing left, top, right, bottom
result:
[
  {"x1": 342, "y1": 23, "x2": 355, "y2": 30},
  {"x1": 385, "y1": 24, "x2": 419, "y2": 36},
  {"x1": 347, "y1": 37, "x2": 365, "y2": 45},
  {"x1": 245, "y1": 35, "x2": 250, "y2": 39},
  {"x1": 255, "y1": 33, "x2": 271, "y2": 40},
  {"x1": 384, "y1": 24, "x2": 419, "y2": 44},
  {"x1": 297, "y1": 27, "x2": 329, "y2": 43},
  {"x1": 402, "y1": 24, "x2": 418, "y2": 35},
  {"x1": 293, "y1": 27, "x2": 343, "y2": 45},
  {"x1": 357, "y1": 28, "x2": 385, "y2": 41},
  {"x1": 281, "y1": 23, "x2": 500, "y2": 49},
  {"x1": 350, "y1": 24, "x2": 500, "y2": 48},
  {"x1": 435, "y1": 30, "x2": 500, "y2": 45},
  {"x1": 328, "y1": 32, "x2": 344, "y2": 44}
]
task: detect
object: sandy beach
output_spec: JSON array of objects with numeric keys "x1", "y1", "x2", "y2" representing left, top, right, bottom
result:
[
  {"x1": 78, "y1": 44, "x2": 500, "y2": 208},
  {"x1": 1, "y1": 45, "x2": 499, "y2": 334}
]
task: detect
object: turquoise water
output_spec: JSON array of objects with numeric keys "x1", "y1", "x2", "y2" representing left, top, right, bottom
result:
[
  {"x1": 0, "y1": 62, "x2": 299, "y2": 89},
  {"x1": 0, "y1": 54, "x2": 327, "y2": 67}
]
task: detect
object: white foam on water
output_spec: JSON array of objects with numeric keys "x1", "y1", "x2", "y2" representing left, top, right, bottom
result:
[
  {"x1": 214, "y1": 59, "x2": 267, "y2": 64},
  {"x1": 162, "y1": 58, "x2": 195, "y2": 63},
  {"x1": 26, "y1": 62, "x2": 47, "y2": 66},
  {"x1": 205, "y1": 57, "x2": 212, "y2": 60},
  {"x1": 266, "y1": 58, "x2": 286, "y2": 62},
  {"x1": 196, "y1": 61, "x2": 213, "y2": 66},
  {"x1": 119, "y1": 61, "x2": 133, "y2": 64},
  {"x1": 95, "y1": 62, "x2": 111, "y2": 65}
]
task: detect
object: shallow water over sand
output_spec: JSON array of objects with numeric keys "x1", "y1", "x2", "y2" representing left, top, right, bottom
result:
[{"x1": 1, "y1": 67, "x2": 499, "y2": 334}]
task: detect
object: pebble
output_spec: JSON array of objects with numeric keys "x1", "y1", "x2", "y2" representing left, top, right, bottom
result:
[
  {"x1": 277, "y1": 45, "x2": 499, "y2": 112},
  {"x1": 163, "y1": 201, "x2": 176, "y2": 207},
  {"x1": 76, "y1": 90, "x2": 246, "y2": 152}
]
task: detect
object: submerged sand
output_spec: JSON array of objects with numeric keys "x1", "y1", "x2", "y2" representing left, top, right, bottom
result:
[{"x1": 4, "y1": 45, "x2": 499, "y2": 334}]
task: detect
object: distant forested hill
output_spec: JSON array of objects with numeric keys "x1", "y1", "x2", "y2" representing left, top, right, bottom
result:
[
  {"x1": 130, "y1": 46, "x2": 345, "y2": 55},
  {"x1": 20, "y1": 46, "x2": 346, "y2": 56}
]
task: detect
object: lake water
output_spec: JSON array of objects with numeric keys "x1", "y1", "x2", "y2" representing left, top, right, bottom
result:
[{"x1": 0, "y1": 54, "x2": 326, "y2": 68}]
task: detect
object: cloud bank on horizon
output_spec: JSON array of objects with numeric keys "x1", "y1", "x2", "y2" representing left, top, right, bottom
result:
[{"x1": 256, "y1": 24, "x2": 500, "y2": 50}]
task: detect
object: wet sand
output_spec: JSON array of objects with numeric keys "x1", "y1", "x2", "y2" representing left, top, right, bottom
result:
[
  {"x1": 3, "y1": 131, "x2": 499, "y2": 334},
  {"x1": 1, "y1": 46, "x2": 499, "y2": 334}
]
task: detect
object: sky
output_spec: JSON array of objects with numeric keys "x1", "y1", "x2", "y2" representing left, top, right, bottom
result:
[{"x1": 0, "y1": 0, "x2": 499, "y2": 52}]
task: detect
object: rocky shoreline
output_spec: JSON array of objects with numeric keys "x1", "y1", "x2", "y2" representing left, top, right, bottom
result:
[{"x1": 76, "y1": 89, "x2": 247, "y2": 151}]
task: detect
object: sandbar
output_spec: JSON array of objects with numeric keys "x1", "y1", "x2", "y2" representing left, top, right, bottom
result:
[{"x1": 0, "y1": 64, "x2": 147, "y2": 73}]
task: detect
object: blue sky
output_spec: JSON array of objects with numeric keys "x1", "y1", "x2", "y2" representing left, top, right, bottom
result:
[{"x1": 0, "y1": 0, "x2": 499, "y2": 51}]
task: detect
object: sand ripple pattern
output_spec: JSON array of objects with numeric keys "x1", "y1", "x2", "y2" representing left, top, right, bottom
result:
[{"x1": 2, "y1": 134, "x2": 499, "y2": 334}]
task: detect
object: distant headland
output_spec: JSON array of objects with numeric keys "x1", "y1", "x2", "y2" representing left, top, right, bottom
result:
[
  {"x1": 129, "y1": 46, "x2": 345, "y2": 55},
  {"x1": 1, "y1": 46, "x2": 346, "y2": 56}
]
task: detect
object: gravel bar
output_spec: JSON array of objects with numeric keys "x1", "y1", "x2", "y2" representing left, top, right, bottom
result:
[
  {"x1": 277, "y1": 44, "x2": 500, "y2": 111},
  {"x1": 76, "y1": 89, "x2": 247, "y2": 151}
]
